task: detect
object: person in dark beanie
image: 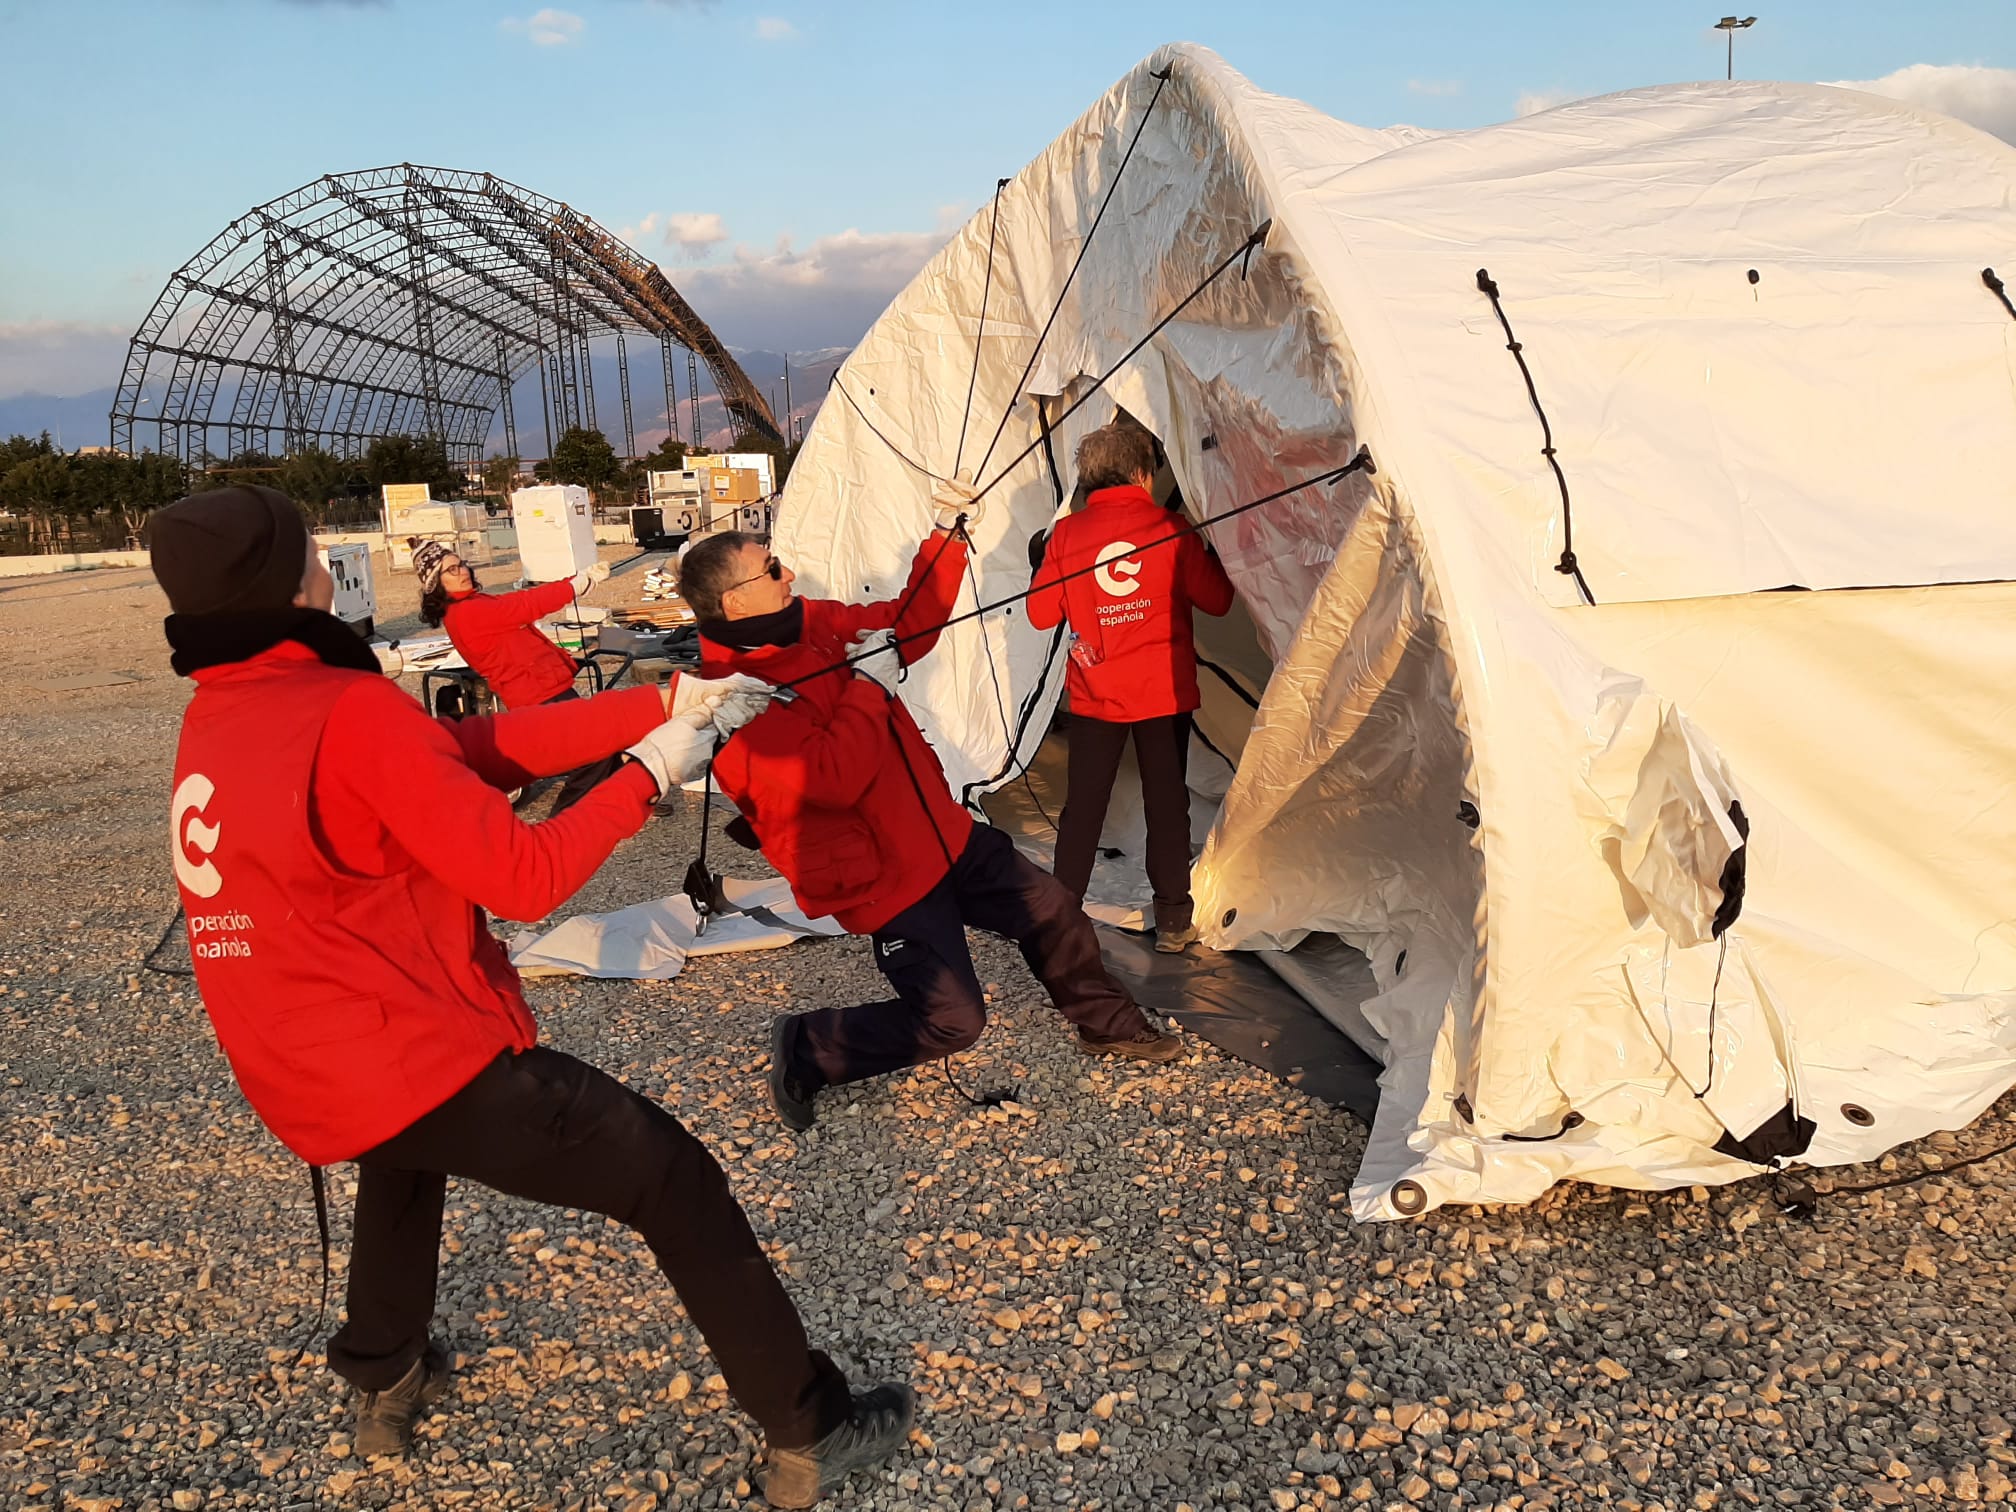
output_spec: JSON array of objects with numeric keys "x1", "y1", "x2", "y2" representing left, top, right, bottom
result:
[
  {"x1": 677, "y1": 484, "x2": 1180, "y2": 1137},
  {"x1": 1027, "y1": 422, "x2": 1235, "y2": 951},
  {"x1": 153, "y1": 485, "x2": 912, "y2": 1507},
  {"x1": 412, "y1": 538, "x2": 617, "y2": 814}
]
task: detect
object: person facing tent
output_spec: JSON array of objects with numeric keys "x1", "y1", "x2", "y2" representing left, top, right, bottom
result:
[{"x1": 1027, "y1": 419, "x2": 1235, "y2": 951}]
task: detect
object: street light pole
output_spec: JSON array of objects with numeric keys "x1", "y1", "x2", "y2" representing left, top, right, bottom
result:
[{"x1": 1714, "y1": 15, "x2": 1757, "y2": 81}]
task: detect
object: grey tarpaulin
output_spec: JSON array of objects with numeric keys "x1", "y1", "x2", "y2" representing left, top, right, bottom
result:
[{"x1": 1097, "y1": 927, "x2": 1380, "y2": 1124}]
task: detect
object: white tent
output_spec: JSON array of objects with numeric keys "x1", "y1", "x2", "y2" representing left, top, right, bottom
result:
[{"x1": 774, "y1": 43, "x2": 2016, "y2": 1219}]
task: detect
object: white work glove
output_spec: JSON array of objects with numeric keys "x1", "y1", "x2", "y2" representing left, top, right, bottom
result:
[
  {"x1": 669, "y1": 670, "x2": 769, "y2": 722},
  {"x1": 848, "y1": 627, "x2": 904, "y2": 695},
  {"x1": 570, "y1": 561, "x2": 612, "y2": 595},
  {"x1": 932, "y1": 469, "x2": 982, "y2": 532},
  {"x1": 710, "y1": 684, "x2": 774, "y2": 735},
  {"x1": 624, "y1": 708, "x2": 715, "y2": 796},
  {"x1": 667, "y1": 671, "x2": 775, "y2": 738}
]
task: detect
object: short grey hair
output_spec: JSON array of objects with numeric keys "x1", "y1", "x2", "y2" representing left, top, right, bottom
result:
[
  {"x1": 1074, "y1": 421, "x2": 1159, "y2": 493},
  {"x1": 678, "y1": 530, "x2": 767, "y2": 621}
]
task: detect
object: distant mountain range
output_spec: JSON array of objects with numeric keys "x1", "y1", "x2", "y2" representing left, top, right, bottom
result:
[{"x1": 0, "y1": 344, "x2": 852, "y2": 458}]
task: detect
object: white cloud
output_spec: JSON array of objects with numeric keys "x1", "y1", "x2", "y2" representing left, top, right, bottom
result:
[
  {"x1": 1515, "y1": 89, "x2": 1574, "y2": 118},
  {"x1": 0, "y1": 321, "x2": 133, "y2": 400},
  {"x1": 618, "y1": 211, "x2": 730, "y2": 252},
  {"x1": 1406, "y1": 79, "x2": 1462, "y2": 98},
  {"x1": 663, "y1": 217, "x2": 961, "y2": 351},
  {"x1": 1822, "y1": 63, "x2": 2016, "y2": 145},
  {"x1": 501, "y1": 7, "x2": 583, "y2": 46},
  {"x1": 754, "y1": 16, "x2": 797, "y2": 41}
]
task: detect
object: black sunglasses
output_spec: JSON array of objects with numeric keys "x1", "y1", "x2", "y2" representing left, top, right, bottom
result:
[{"x1": 724, "y1": 556, "x2": 783, "y2": 594}]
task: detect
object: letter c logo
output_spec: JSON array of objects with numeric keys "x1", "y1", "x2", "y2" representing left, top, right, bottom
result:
[
  {"x1": 1093, "y1": 540, "x2": 1143, "y2": 599},
  {"x1": 171, "y1": 773, "x2": 223, "y2": 899}
]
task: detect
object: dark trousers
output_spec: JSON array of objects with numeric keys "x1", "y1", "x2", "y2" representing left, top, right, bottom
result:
[
  {"x1": 786, "y1": 823, "x2": 1150, "y2": 1091},
  {"x1": 543, "y1": 686, "x2": 625, "y2": 815},
  {"x1": 325, "y1": 1047, "x2": 850, "y2": 1449},
  {"x1": 1052, "y1": 712, "x2": 1195, "y2": 918}
]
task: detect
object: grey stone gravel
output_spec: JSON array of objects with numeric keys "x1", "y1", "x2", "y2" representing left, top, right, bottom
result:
[{"x1": 4, "y1": 558, "x2": 2016, "y2": 1512}]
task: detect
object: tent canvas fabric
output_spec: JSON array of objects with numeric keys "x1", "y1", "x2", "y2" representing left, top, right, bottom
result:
[{"x1": 775, "y1": 43, "x2": 2016, "y2": 1219}]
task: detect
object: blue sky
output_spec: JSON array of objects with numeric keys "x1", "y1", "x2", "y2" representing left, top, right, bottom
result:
[{"x1": 1, "y1": 0, "x2": 2011, "y2": 400}]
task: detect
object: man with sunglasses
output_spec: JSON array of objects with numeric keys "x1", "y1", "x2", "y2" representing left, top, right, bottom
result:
[{"x1": 678, "y1": 481, "x2": 1181, "y2": 1134}]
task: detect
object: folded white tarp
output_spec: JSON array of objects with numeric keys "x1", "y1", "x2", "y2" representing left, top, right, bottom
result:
[{"x1": 510, "y1": 876, "x2": 846, "y2": 980}]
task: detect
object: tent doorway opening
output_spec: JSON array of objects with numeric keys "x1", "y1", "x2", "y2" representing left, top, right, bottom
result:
[{"x1": 975, "y1": 405, "x2": 1387, "y2": 1118}]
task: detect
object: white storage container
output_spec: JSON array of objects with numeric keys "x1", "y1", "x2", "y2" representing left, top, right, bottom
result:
[
  {"x1": 318, "y1": 541, "x2": 377, "y2": 629},
  {"x1": 510, "y1": 485, "x2": 598, "y2": 582}
]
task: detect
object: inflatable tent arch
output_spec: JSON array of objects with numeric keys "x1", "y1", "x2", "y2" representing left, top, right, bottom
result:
[{"x1": 774, "y1": 43, "x2": 2016, "y2": 1218}]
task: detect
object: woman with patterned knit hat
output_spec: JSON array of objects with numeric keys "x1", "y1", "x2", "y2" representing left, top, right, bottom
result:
[{"x1": 412, "y1": 538, "x2": 616, "y2": 812}]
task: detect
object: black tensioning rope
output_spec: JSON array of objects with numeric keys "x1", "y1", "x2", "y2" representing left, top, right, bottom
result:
[
  {"x1": 827, "y1": 373, "x2": 952, "y2": 484},
  {"x1": 965, "y1": 220, "x2": 1275, "y2": 517},
  {"x1": 1985, "y1": 267, "x2": 2016, "y2": 322},
  {"x1": 1695, "y1": 934, "x2": 1729, "y2": 1100},
  {"x1": 1475, "y1": 268, "x2": 1596, "y2": 606},
  {"x1": 954, "y1": 179, "x2": 1013, "y2": 479},
  {"x1": 778, "y1": 442, "x2": 1370, "y2": 697},
  {"x1": 143, "y1": 904, "x2": 196, "y2": 977},
  {"x1": 972, "y1": 64, "x2": 1176, "y2": 479}
]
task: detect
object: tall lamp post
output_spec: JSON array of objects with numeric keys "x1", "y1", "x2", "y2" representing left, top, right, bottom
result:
[{"x1": 1715, "y1": 15, "x2": 1757, "y2": 80}]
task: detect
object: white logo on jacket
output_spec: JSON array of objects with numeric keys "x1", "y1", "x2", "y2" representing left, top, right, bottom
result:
[
  {"x1": 1093, "y1": 541, "x2": 1144, "y2": 599},
  {"x1": 171, "y1": 773, "x2": 223, "y2": 899}
]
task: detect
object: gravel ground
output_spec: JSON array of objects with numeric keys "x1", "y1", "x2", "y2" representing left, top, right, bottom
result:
[{"x1": 3, "y1": 552, "x2": 2015, "y2": 1512}]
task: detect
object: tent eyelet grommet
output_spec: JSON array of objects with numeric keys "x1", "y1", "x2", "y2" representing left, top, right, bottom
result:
[
  {"x1": 1457, "y1": 801, "x2": 1481, "y2": 829},
  {"x1": 1561, "y1": 1111, "x2": 1586, "y2": 1131},
  {"x1": 1842, "y1": 1104, "x2": 1875, "y2": 1127},
  {"x1": 1746, "y1": 268, "x2": 1760, "y2": 285},
  {"x1": 1222, "y1": 908, "x2": 1237, "y2": 928},
  {"x1": 1390, "y1": 1180, "x2": 1429, "y2": 1217}
]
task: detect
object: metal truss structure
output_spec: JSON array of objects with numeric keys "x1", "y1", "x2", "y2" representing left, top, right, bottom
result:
[{"x1": 110, "y1": 164, "x2": 778, "y2": 467}]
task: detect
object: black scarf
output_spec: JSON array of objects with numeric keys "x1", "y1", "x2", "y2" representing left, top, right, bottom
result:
[
  {"x1": 697, "y1": 598, "x2": 805, "y2": 652},
  {"x1": 165, "y1": 608, "x2": 385, "y2": 677}
]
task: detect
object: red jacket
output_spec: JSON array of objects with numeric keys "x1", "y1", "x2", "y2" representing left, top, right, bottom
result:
[
  {"x1": 1026, "y1": 484, "x2": 1235, "y2": 722},
  {"x1": 702, "y1": 532, "x2": 973, "y2": 934},
  {"x1": 170, "y1": 639, "x2": 667, "y2": 1164},
  {"x1": 442, "y1": 578, "x2": 581, "y2": 708}
]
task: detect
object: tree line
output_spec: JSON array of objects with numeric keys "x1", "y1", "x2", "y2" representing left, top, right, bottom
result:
[{"x1": 0, "y1": 425, "x2": 799, "y2": 555}]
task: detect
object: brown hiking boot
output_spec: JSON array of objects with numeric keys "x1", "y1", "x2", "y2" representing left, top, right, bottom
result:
[
  {"x1": 763, "y1": 1381, "x2": 915, "y2": 1508},
  {"x1": 353, "y1": 1342, "x2": 451, "y2": 1459},
  {"x1": 1078, "y1": 1026, "x2": 1183, "y2": 1063}
]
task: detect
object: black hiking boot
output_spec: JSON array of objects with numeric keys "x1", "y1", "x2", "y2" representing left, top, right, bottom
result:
[
  {"x1": 353, "y1": 1341, "x2": 450, "y2": 1459},
  {"x1": 763, "y1": 1382, "x2": 916, "y2": 1508},
  {"x1": 1077, "y1": 1026, "x2": 1184, "y2": 1063},
  {"x1": 768, "y1": 1015, "x2": 818, "y2": 1132}
]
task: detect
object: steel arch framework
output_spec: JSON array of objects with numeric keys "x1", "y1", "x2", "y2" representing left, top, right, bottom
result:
[{"x1": 110, "y1": 164, "x2": 778, "y2": 467}]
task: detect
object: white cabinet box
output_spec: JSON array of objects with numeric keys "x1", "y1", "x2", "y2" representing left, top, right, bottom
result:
[
  {"x1": 318, "y1": 541, "x2": 377, "y2": 630},
  {"x1": 510, "y1": 485, "x2": 598, "y2": 582}
]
